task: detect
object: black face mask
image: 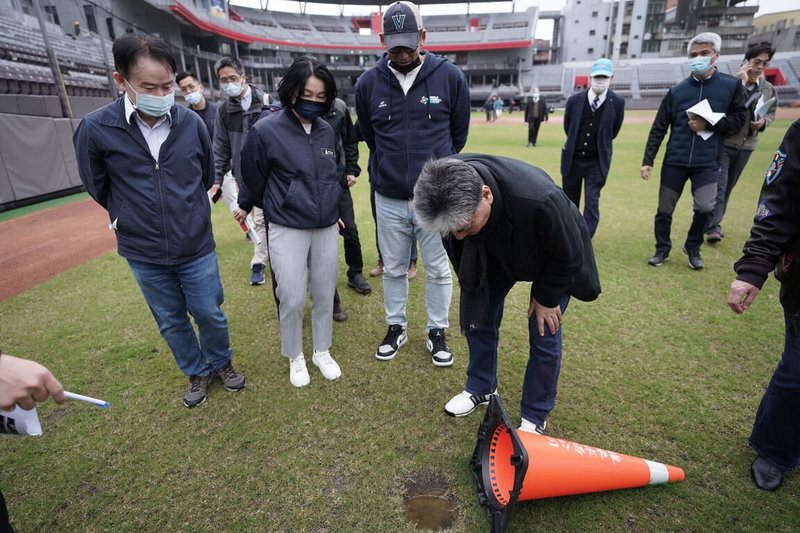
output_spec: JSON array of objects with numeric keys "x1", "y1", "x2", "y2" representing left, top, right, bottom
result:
[{"x1": 390, "y1": 56, "x2": 421, "y2": 74}]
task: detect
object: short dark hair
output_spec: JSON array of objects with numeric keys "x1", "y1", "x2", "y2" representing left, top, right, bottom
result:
[
  {"x1": 112, "y1": 33, "x2": 176, "y2": 80},
  {"x1": 745, "y1": 41, "x2": 775, "y2": 62},
  {"x1": 277, "y1": 56, "x2": 337, "y2": 115},
  {"x1": 214, "y1": 57, "x2": 244, "y2": 76},
  {"x1": 413, "y1": 158, "x2": 483, "y2": 235},
  {"x1": 175, "y1": 71, "x2": 198, "y2": 85}
]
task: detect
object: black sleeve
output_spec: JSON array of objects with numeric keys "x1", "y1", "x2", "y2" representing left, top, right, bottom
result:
[
  {"x1": 734, "y1": 119, "x2": 800, "y2": 289},
  {"x1": 642, "y1": 91, "x2": 672, "y2": 166}
]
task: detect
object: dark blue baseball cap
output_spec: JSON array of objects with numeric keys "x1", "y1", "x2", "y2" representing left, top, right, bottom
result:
[{"x1": 382, "y1": 1, "x2": 423, "y2": 50}]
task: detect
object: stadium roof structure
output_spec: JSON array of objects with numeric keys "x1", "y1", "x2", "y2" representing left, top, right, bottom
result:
[
  {"x1": 171, "y1": 0, "x2": 536, "y2": 51},
  {"x1": 246, "y1": 0, "x2": 511, "y2": 5}
]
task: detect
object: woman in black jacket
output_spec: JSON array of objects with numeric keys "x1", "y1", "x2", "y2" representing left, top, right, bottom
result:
[{"x1": 240, "y1": 57, "x2": 343, "y2": 388}]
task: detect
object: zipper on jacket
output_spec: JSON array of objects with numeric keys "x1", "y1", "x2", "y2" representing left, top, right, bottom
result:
[
  {"x1": 688, "y1": 82, "x2": 703, "y2": 166},
  {"x1": 153, "y1": 159, "x2": 170, "y2": 262},
  {"x1": 309, "y1": 129, "x2": 322, "y2": 227}
]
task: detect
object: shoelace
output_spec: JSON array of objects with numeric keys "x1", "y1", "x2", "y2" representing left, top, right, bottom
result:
[
  {"x1": 189, "y1": 376, "x2": 207, "y2": 392},
  {"x1": 218, "y1": 364, "x2": 237, "y2": 380}
]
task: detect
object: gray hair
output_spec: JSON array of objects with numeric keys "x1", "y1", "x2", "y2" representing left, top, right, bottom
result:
[
  {"x1": 413, "y1": 158, "x2": 483, "y2": 235},
  {"x1": 687, "y1": 32, "x2": 721, "y2": 55}
]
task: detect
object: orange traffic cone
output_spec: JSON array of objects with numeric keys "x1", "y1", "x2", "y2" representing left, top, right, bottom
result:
[{"x1": 471, "y1": 396, "x2": 684, "y2": 532}]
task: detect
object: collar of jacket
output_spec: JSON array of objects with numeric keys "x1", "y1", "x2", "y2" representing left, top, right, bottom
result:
[{"x1": 689, "y1": 68, "x2": 719, "y2": 86}]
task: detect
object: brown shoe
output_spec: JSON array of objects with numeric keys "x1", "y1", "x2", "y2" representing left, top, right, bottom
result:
[
  {"x1": 407, "y1": 262, "x2": 417, "y2": 281},
  {"x1": 369, "y1": 261, "x2": 384, "y2": 277}
]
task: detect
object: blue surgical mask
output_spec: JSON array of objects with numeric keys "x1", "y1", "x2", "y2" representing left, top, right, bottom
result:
[
  {"x1": 184, "y1": 91, "x2": 203, "y2": 106},
  {"x1": 688, "y1": 56, "x2": 712, "y2": 75},
  {"x1": 126, "y1": 79, "x2": 174, "y2": 117},
  {"x1": 294, "y1": 98, "x2": 325, "y2": 121},
  {"x1": 223, "y1": 81, "x2": 244, "y2": 98}
]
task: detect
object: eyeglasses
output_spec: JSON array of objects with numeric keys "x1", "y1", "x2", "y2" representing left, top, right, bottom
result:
[{"x1": 219, "y1": 74, "x2": 241, "y2": 84}]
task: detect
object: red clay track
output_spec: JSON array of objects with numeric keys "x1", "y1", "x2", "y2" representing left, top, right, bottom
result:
[{"x1": 0, "y1": 198, "x2": 116, "y2": 302}]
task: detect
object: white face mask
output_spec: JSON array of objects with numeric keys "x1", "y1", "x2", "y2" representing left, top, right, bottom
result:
[
  {"x1": 183, "y1": 91, "x2": 203, "y2": 106},
  {"x1": 591, "y1": 77, "x2": 610, "y2": 95},
  {"x1": 532, "y1": 93, "x2": 540, "y2": 101}
]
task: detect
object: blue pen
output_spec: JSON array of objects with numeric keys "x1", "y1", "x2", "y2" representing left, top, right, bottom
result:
[{"x1": 64, "y1": 391, "x2": 109, "y2": 408}]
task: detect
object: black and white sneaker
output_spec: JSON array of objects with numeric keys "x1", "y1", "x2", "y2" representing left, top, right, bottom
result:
[
  {"x1": 376, "y1": 324, "x2": 407, "y2": 361},
  {"x1": 518, "y1": 418, "x2": 547, "y2": 435},
  {"x1": 444, "y1": 389, "x2": 497, "y2": 417},
  {"x1": 427, "y1": 328, "x2": 453, "y2": 367}
]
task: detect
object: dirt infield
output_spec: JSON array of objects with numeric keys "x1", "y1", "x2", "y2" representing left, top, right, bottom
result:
[{"x1": 0, "y1": 198, "x2": 116, "y2": 302}]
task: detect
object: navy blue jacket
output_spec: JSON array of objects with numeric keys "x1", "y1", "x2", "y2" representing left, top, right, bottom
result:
[
  {"x1": 561, "y1": 89, "x2": 625, "y2": 178},
  {"x1": 73, "y1": 97, "x2": 215, "y2": 266},
  {"x1": 190, "y1": 99, "x2": 218, "y2": 142},
  {"x1": 355, "y1": 51, "x2": 470, "y2": 199},
  {"x1": 643, "y1": 69, "x2": 747, "y2": 168},
  {"x1": 240, "y1": 108, "x2": 341, "y2": 229}
]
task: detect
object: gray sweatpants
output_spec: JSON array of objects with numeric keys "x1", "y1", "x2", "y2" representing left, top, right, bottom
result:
[{"x1": 268, "y1": 222, "x2": 339, "y2": 358}]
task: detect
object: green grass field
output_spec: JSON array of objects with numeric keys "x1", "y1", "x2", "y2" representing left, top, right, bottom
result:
[{"x1": 2, "y1": 113, "x2": 798, "y2": 532}]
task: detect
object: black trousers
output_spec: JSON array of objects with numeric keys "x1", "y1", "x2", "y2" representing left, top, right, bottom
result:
[
  {"x1": 338, "y1": 187, "x2": 364, "y2": 278},
  {"x1": 1, "y1": 490, "x2": 14, "y2": 533},
  {"x1": 527, "y1": 118, "x2": 543, "y2": 144},
  {"x1": 562, "y1": 156, "x2": 607, "y2": 238}
]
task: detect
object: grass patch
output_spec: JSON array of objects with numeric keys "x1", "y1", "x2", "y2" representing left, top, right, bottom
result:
[
  {"x1": 0, "y1": 192, "x2": 90, "y2": 222},
  {"x1": 1, "y1": 116, "x2": 798, "y2": 531}
]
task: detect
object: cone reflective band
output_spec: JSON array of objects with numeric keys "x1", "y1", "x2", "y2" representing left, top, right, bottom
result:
[{"x1": 471, "y1": 396, "x2": 685, "y2": 533}]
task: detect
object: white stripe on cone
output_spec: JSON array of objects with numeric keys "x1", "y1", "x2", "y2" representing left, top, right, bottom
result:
[{"x1": 644, "y1": 459, "x2": 670, "y2": 485}]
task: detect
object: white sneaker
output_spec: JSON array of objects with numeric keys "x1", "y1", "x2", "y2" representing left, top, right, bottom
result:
[
  {"x1": 312, "y1": 350, "x2": 341, "y2": 380},
  {"x1": 289, "y1": 354, "x2": 310, "y2": 387},
  {"x1": 444, "y1": 389, "x2": 497, "y2": 417},
  {"x1": 518, "y1": 418, "x2": 546, "y2": 435}
]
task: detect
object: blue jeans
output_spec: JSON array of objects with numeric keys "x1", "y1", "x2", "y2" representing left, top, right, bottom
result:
[
  {"x1": 748, "y1": 311, "x2": 800, "y2": 471},
  {"x1": 654, "y1": 164, "x2": 719, "y2": 253},
  {"x1": 127, "y1": 251, "x2": 233, "y2": 377},
  {"x1": 374, "y1": 192, "x2": 452, "y2": 331},
  {"x1": 464, "y1": 276, "x2": 570, "y2": 425}
]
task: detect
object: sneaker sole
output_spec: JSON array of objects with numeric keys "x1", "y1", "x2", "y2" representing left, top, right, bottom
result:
[
  {"x1": 647, "y1": 257, "x2": 669, "y2": 267},
  {"x1": 347, "y1": 285, "x2": 371, "y2": 295},
  {"x1": 445, "y1": 399, "x2": 489, "y2": 417},
  {"x1": 427, "y1": 339, "x2": 454, "y2": 367},
  {"x1": 375, "y1": 333, "x2": 407, "y2": 361},
  {"x1": 183, "y1": 395, "x2": 207, "y2": 408},
  {"x1": 221, "y1": 381, "x2": 246, "y2": 391},
  {"x1": 250, "y1": 279, "x2": 266, "y2": 285}
]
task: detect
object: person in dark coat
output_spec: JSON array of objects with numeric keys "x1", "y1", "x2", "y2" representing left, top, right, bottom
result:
[
  {"x1": 74, "y1": 34, "x2": 245, "y2": 408},
  {"x1": 413, "y1": 154, "x2": 601, "y2": 433},
  {"x1": 641, "y1": 32, "x2": 748, "y2": 270},
  {"x1": 728, "y1": 119, "x2": 800, "y2": 491},
  {"x1": 524, "y1": 87, "x2": 548, "y2": 147},
  {"x1": 176, "y1": 71, "x2": 218, "y2": 140},
  {"x1": 561, "y1": 59, "x2": 625, "y2": 238}
]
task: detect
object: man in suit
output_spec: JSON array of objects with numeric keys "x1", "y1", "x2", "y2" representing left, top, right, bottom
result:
[
  {"x1": 561, "y1": 58, "x2": 625, "y2": 237},
  {"x1": 524, "y1": 87, "x2": 548, "y2": 147}
]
